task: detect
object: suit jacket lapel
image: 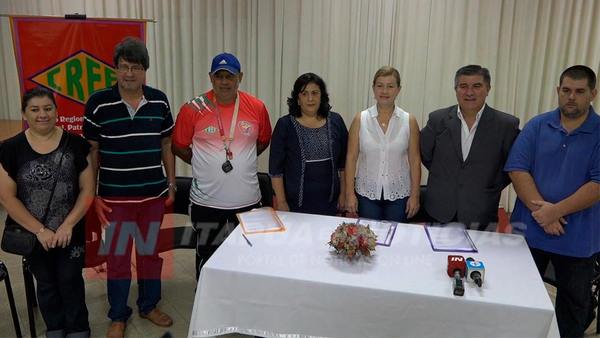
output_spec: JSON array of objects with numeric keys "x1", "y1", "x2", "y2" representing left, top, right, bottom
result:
[
  {"x1": 446, "y1": 106, "x2": 463, "y2": 163},
  {"x1": 464, "y1": 104, "x2": 494, "y2": 164}
]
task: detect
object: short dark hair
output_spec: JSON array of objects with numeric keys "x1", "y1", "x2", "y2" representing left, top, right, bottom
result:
[
  {"x1": 21, "y1": 87, "x2": 57, "y2": 111},
  {"x1": 287, "y1": 73, "x2": 332, "y2": 118},
  {"x1": 454, "y1": 65, "x2": 491, "y2": 88},
  {"x1": 559, "y1": 65, "x2": 596, "y2": 90},
  {"x1": 113, "y1": 36, "x2": 149, "y2": 70}
]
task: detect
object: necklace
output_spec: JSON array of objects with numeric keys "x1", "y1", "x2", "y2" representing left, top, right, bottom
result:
[
  {"x1": 377, "y1": 104, "x2": 394, "y2": 128},
  {"x1": 378, "y1": 116, "x2": 390, "y2": 128},
  {"x1": 27, "y1": 126, "x2": 59, "y2": 142}
]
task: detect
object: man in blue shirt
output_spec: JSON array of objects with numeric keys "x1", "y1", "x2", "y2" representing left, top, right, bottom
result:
[{"x1": 505, "y1": 65, "x2": 600, "y2": 337}]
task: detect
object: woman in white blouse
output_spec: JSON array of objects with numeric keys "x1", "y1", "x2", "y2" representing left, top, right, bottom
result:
[{"x1": 345, "y1": 66, "x2": 421, "y2": 222}]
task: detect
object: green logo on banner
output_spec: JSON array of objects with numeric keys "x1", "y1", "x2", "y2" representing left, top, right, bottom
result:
[{"x1": 30, "y1": 51, "x2": 116, "y2": 104}]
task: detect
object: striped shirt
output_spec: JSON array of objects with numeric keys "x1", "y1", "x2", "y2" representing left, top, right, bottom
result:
[{"x1": 83, "y1": 85, "x2": 174, "y2": 202}]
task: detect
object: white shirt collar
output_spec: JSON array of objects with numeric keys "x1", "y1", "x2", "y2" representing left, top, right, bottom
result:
[
  {"x1": 367, "y1": 104, "x2": 404, "y2": 118},
  {"x1": 456, "y1": 104, "x2": 485, "y2": 160},
  {"x1": 123, "y1": 96, "x2": 148, "y2": 118},
  {"x1": 457, "y1": 104, "x2": 485, "y2": 127}
]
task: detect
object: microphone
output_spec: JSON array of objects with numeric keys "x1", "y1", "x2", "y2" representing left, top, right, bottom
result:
[
  {"x1": 466, "y1": 257, "x2": 485, "y2": 287},
  {"x1": 447, "y1": 255, "x2": 466, "y2": 296}
]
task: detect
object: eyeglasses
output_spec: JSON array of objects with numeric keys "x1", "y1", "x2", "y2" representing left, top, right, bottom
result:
[{"x1": 116, "y1": 64, "x2": 145, "y2": 73}]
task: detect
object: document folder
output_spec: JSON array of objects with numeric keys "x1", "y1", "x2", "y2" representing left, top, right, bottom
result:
[
  {"x1": 424, "y1": 225, "x2": 478, "y2": 252},
  {"x1": 237, "y1": 207, "x2": 286, "y2": 235},
  {"x1": 356, "y1": 218, "x2": 397, "y2": 246}
]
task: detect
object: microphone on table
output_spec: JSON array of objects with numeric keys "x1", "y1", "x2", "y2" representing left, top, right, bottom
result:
[
  {"x1": 447, "y1": 255, "x2": 466, "y2": 296},
  {"x1": 466, "y1": 257, "x2": 485, "y2": 287}
]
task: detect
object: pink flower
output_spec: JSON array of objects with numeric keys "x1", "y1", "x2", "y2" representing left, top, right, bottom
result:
[{"x1": 328, "y1": 222, "x2": 377, "y2": 259}]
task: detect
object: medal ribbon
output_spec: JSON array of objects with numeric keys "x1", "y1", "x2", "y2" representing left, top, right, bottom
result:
[{"x1": 213, "y1": 93, "x2": 240, "y2": 160}]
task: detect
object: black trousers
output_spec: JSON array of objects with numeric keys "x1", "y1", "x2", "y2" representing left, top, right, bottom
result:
[
  {"x1": 27, "y1": 228, "x2": 90, "y2": 336},
  {"x1": 191, "y1": 202, "x2": 261, "y2": 280},
  {"x1": 531, "y1": 247, "x2": 596, "y2": 338}
]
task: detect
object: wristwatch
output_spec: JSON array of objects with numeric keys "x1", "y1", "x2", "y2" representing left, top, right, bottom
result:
[{"x1": 168, "y1": 182, "x2": 177, "y2": 192}]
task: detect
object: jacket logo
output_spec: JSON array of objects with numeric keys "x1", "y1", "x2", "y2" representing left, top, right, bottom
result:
[
  {"x1": 238, "y1": 121, "x2": 253, "y2": 136},
  {"x1": 204, "y1": 126, "x2": 218, "y2": 134}
]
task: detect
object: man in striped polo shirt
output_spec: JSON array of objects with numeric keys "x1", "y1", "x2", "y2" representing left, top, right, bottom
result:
[
  {"x1": 172, "y1": 53, "x2": 272, "y2": 279},
  {"x1": 83, "y1": 37, "x2": 175, "y2": 338}
]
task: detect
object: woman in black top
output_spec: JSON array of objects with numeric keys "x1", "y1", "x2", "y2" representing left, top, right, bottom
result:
[
  {"x1": 0, "y1": 87, "x2": 94, "y2": 338},
  {"x1": 269, "y1": 73, "x2": 348, "y2": 216}
]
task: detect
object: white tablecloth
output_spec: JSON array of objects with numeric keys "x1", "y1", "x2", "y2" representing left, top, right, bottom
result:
[{"x1": 188, "y1": 211, "x2": 558, "y2": 338}]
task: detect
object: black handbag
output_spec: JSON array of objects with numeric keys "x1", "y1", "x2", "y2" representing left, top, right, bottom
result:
[
  {"x1": 1, "y1": 224, "x2": 37, "y2": 256},
  {"x1": 1, "y1": 134, "x2": 69, "y2": 256}
]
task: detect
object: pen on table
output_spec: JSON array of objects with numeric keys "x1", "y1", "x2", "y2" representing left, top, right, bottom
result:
[{"x1": 242, "y1": 233, "x2": 253, "y2": 247}]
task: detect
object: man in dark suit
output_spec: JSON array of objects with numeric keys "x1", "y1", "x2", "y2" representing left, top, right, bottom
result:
[{"x1": 420, "y1": 65, "x2": 520, "y2": 230}]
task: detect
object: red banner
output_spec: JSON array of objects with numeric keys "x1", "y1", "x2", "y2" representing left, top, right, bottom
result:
[{"x1": 11, "y1": 17, "x2": 146, "y2": 134}]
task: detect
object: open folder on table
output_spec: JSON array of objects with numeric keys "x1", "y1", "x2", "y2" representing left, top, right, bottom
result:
[
  {"x1": 424, "y1": 225, "x2": 478, "y2": 252},
  {"x1": 356, "y1": 218, "x2": 397, "y2": 246},
  {"x1": 237, "y1": 207, "x2": 286, "y2": 235}
]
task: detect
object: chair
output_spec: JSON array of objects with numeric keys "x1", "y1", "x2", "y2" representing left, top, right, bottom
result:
[
  {"x1": 171, "y1": 176, "x2": 193, "y2": 215},
  {"x1": 542, "y1": 257, "x2": 600, "y2": 334},
  {"x1": 408, "y1": 185, "x2": 436, "y2": 224},
  {"x1": 156, "y1": 176, "x2": 196, "y2": 252},
  {"x1": 21, "y1": 257, "x2": 37, "y2": 338},
  {"x1": 257, "y1": 172, "x2": 274, "y2": 207},
  {"x1": 84, "y1": 206, "x2": 107, "y2": 270},
  {"x1": 593, "y1": 263, "x2": 600, "y2": 333},
  {"x1": 0, "y1": 260, "x2": 22, "y2": 338}
]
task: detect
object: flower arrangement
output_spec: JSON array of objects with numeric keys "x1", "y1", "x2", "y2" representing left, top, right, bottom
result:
[{"x1": 328, "y1": 222, "x2": 377, "y2": 258}]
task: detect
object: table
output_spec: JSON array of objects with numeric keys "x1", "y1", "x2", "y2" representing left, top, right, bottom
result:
[{"x1": 189, "y1": 211, "x2": 558, "y2": 338}]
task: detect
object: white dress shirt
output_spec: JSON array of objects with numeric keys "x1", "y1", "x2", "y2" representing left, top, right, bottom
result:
[
  {"x1": 457, "y1": 105, "x2": 484, "y2": 160},
  {"x1": 355, "y1": 105, "x2": 411, "y2": 201}
]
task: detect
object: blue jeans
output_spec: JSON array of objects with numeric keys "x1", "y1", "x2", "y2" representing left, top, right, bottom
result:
[
  {"x1": 357, "y1": 194, "x2": 408, "y2": 222},
  {"x1": 105, "y1": 198, "x2": 165, "y2": 322}
]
